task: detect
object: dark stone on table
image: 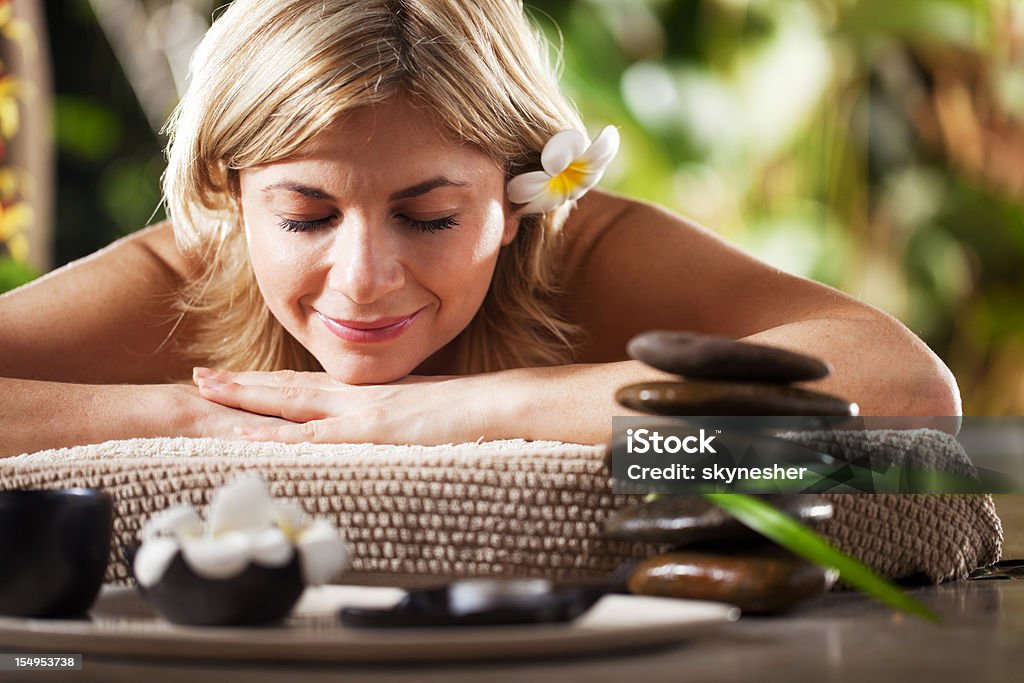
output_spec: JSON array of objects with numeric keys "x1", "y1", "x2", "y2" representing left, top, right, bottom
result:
[
  {"x1": 627, "y1": 550, "x2": 837, "y2": 614},
  {"x1": 627, "y1": 331, "x2": 832, "y2": 383},
  {"x1": 605, "y1": 494, "x2": 832, "y2": 545},
  {"x1": 615, "y1": 380, "x2": 858, "y2": 417},
  {"x1": 340, "y1": 579, "x2": 604, "y2": 628}
]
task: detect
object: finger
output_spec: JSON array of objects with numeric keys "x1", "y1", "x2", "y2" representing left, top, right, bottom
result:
[
  {"x1": 222, "y1": 415, "x2": 295, "y2": 440},
  {"x1": 195, "y1": 402, "x2": 294, "y2": 440},
  {"x1": 196, "y1": 379, "x2": 333, "y2": 422},
  {"x1": 239, "y1": 420, "x2": 337, "y2": 444},
  {"x1": 241, "y1": 417, "x2": 450, "y2": 445},
  {"x1": 193, "y1": 367, "x2": 337, "y2": 389}
]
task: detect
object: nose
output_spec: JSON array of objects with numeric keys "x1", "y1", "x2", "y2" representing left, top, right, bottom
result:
[{"x1": 325, "y1": 214, "x2": 405, "y2": 304}]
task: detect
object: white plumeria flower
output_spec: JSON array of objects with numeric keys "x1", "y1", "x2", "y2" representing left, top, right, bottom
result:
[
  {"x1": 507, "y1": 125, "x2": 620, "y2": 214},
  {"x1": 133, "y1": 475, "x2": 348, "y2": 587},
  {"x1": 141, "y1": 504, "x2": 202, "y2": 542},
  {"x1": 207, "y1": 475, "x2": 276, "y2": 536}
]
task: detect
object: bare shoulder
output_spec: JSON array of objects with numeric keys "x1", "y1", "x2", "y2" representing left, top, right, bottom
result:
[
  {"x1": 128, "y1": 220, "x2": 196, "y2": 280},
  {"x1": 560, "y1": 189, "x2": 714, "y2": 284},
  {"x1": 560, "y1": 189, "x2": 643, "y2": 282},
  {"x1": 0, "y1": 222, "x2": 200, "y2": 383},
  {"x1": 559, "y1": 191, "x2": 870, "y2": 363}
]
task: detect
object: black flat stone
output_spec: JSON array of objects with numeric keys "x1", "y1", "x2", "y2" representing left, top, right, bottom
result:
[
  {"x1": 605, "y1": 494, "x2": 832, "y2": 544},
  {"x1": 627, "y1": 331, "x2": 831, "y2": 383},
  {"x1": 616, "y1": 380, "x2": 858, "y2": 417},
  {"x1": 340, "y1": 580, "x2": 604, "y2": 628}
]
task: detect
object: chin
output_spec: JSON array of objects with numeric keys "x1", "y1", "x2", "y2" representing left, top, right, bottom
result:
[{"x1": 317, "y1": 356, "x2": 416, "y2": 385}]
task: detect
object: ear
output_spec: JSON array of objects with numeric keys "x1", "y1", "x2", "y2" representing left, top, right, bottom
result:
[{"x1": 501, "y1": 207, "x2": 522, "y2": 247}]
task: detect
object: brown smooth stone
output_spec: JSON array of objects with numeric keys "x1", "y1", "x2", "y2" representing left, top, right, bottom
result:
[
  {"x1": 627, "y1": 331, "x2": 831, "y2": 383},
  {"x1": 627, "y1": 550, "x2": 838, "y2": 614},
  {"x1": 605, "y1": 494, "x2": 833, "y2": 544},
  {"x1": 615, "y1": 380, "x2": 858, "y2": 417}
]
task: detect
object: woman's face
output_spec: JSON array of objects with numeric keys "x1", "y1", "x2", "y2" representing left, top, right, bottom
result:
[{"x1": 238, "y1": 98, "x2": 518, "y2": 384}]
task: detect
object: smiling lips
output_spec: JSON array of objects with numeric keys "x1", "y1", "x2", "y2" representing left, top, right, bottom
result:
[{"x1": 315, "y1": 309, "x2": 422, "y2": 343}]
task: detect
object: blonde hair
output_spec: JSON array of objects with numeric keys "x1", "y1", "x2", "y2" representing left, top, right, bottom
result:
[{"x1": 163, "y1": 0, "x2": 584, "y2": 374}]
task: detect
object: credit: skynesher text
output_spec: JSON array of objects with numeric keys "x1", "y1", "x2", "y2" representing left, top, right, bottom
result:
[{"x1": 627, "y1": 463, "x2": 810, "y2": 484}]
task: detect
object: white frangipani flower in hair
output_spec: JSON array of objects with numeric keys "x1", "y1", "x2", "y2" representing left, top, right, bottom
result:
[{"x1": 507, "y1": 125, "x2": 620, "y2": 214}]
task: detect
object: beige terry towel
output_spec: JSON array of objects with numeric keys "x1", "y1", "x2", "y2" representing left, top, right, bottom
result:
[{"x1": 0, "y1": 434, "x2": 1003, "y2": 586}]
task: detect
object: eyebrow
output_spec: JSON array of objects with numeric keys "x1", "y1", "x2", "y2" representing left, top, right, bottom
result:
[
  {"x1": 260, "y1": 176, "x2": 469, "y2": 202},
  {"x1": 261, "y1": 182, "x2": 334, "y2": 200}
]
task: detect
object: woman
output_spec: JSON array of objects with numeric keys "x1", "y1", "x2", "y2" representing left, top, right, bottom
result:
[{"x1": 0, "y1": 0, "x2": 958, "y2": 457}]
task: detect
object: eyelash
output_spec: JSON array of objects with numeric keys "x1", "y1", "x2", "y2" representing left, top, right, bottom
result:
[
  {"x1": 406, "y1": 215, "x2": 459, "y2": 233},
  {"x1": 276, "y1": 215, "x2": 460, "y2": 234},
  {"x1": 277, "y1": 217, "x2": 333, "y2": 233}
]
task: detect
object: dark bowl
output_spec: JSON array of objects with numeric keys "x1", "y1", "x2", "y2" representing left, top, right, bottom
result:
[
  {"x1": 0, "y1": 488, "x2": 113, "y2": 618},
  {"x1": 135, "y1": 550, "x2": 305, "y2": 626}
]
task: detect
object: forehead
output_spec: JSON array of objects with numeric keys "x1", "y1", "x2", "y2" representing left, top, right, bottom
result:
[{"x1": 262, "y1": 98, "x2": 501, "y2": 181}]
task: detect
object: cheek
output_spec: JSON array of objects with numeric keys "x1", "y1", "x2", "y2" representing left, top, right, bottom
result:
[
  {"x1": 244, "y1": 223, "x2": 320, "y2": 315},
  {"x1": 424, "y1": 208, "x2": 509, "y2": 332},
  {"x1": 467, "y1": 201, "x2": 510, "y2": 263},
  {"x1": 432, "y1": 204, "x2": 507, "y2": 292}
]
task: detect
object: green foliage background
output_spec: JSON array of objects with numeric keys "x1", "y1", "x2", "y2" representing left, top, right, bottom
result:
[
  {"x1": 46, "y1": 0, "x2": 166, "y2": 265},
  {"x1": 527, "y1": 0, "x2": 1024, "y2": 415},
  {"x1": 29, "y1": 0, "x2": 1024, "y2": 414}
]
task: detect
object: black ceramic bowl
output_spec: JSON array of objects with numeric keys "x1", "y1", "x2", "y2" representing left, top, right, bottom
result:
[
  {"x1": 0, "y1": 488, "x2": 113, "y2": 618},
  {"x1": 135, "y1": 550, "x2": 305, "y2": 626}
]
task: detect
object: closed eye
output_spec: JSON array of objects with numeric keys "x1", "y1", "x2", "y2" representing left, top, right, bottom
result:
[
  {"x1": 277, "y1": 216, "x2": 334, "y2": 233},
  {"x1": 277, "y1": 214, "x2": 459, "y2": 234},
  {"x1": 404, "y1": 215, "x2": 459, "y2": 234}
]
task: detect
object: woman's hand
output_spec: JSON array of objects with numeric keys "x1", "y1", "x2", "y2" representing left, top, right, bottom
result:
[
  {"x1": 192, "y1": 367, "x2": 490, "y2": 445},
  {"x1": 166, "y1": 382, "x2": 296, "y2": 440}
]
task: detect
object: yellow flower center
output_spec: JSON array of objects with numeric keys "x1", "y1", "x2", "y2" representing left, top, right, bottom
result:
[{"x1": 548, "y1": 161, "x2": 590, "y2": 195}]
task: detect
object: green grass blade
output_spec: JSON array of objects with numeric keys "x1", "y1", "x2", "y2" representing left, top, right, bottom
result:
[{"x1": 702, "y1": 493, "x2": 941, "y2": 623}]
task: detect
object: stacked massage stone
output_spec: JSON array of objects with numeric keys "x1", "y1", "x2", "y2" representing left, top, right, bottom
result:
[
  {"x1": 616, "y1": 330, "x2": 856, "y2": 418},
  {"x1": 606, "y1": 330, "x2": 858, "y2": 613}
]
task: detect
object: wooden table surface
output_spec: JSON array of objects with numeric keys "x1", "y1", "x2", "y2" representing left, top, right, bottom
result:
[
  {"x1": 16, "y1": 494, "x2": 1023, "y2": 683},
  {"x1": 16, "y1": 575, "x2": 1021, "y2": 683}
]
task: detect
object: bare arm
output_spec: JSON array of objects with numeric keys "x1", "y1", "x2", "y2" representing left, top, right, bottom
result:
[
  {"x1": 0, "y1": 224, "x2": 285, "y2": 456},
  {"x1": 560, "y1": 191, "x2": 960, "y2": 418},
  {"x1": 0, "y1": 377, "x2": 271, "y2": 457}
]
